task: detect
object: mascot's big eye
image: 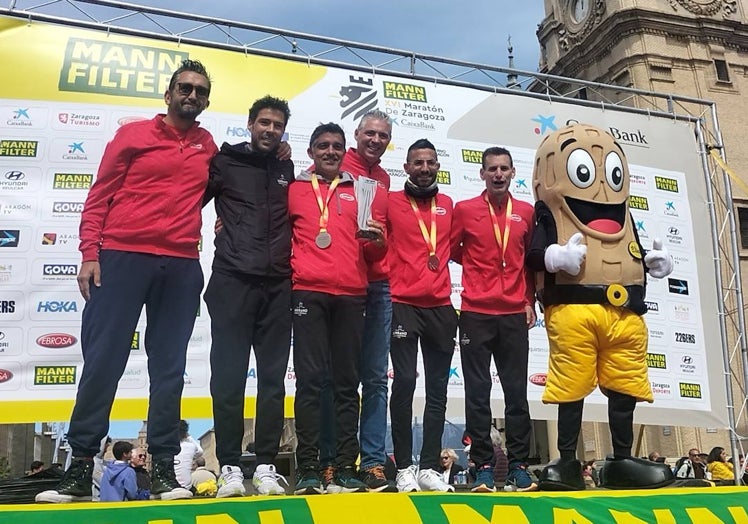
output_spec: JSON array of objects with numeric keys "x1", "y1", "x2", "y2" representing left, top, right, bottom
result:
[
  {"x1": 605, "y1": 152, "x2": 624, "y2": 192},
  {"x1": 566, "y1": 149, "x2": 595, "y2": 188}
]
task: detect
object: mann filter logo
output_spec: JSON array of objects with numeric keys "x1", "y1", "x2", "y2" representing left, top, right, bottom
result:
[
  {"x1": 436, "y1": 170, "x2": 451, "y2": 185},
  {"x1": 53, "y1": 173, "x2": 93, "y2": 190},
  {"x1": 131, "y1": 331, "x2": 140, "y2": 350},
  {"x1": 629, "y1": 195, "x2": 649, "y2": 210},
  {"x1": 0, "y1": 140, "x2": 38, "y2": 157},
  {"x1": 34, "y1": 365, "x2": 77, "y2": 385},
  {"x1": 461, "y1": 149, "x2": 483, "y2": 164},
  {"x1": 339, "y1": 75, "x2": 377, "y2": 121},
  {"x1": 655, "y1": 176, "x2": 679, "y2": 193},
  {"x1": 383, "y1": 81, "x2": 427, "y2": 102},
  {"x1": 60, "y1": 38, "x2": 188, "y2": 99},
  {"x1": 646, "y1": 353, "x2": 667, "y2": 369},
  {"x1": 679, "y1": 382, "x2": 702, "y2": 399}
]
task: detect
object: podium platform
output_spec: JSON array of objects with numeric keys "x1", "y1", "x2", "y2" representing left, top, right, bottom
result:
[{"x1": 2, "y1": 486, "x2": 746, "y2": 524}]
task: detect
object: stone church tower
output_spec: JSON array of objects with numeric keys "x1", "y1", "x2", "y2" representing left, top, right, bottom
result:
[{"x1": 535, "y1": 0, "x2": 748, "y2": 464}]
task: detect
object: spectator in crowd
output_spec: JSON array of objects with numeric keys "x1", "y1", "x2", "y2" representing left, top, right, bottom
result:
[
  {"x1": 99, "y1": 441, "x2": 138, "y2": 502},
  {"x1": 439, "y1": 448, "x2": 465, "y2": 485},
  {"x1": 490, "y1": 427, "x2": 509, "y2": 485},
  {"x1": 28, "y1": 461, "x2": 45, "y2": 475},
  {"x1": 129, "y1": 447, "x2": 151, "y2": 500},
  {"x1": 175, "y1": 420, "x2": 203, "y2": 489},
  {"x1": 92, "y1": 436, "x2": 112, "y2": 502},
  {"x1": 582, "y1": 460, "x2": 599, "y2": 488},
  {"x1": 36, "y1": 59, "x2": 216, "y2": 504},
  {"x1": 706, "y1": 446, "x2": 735, "y2": 483},
  {"x1": 191, "y1": 457, "x2": 218, "y2": 496},
  {"x1": 675, "y1": 448, "x2": 706, "y2": 479},
  {"x1": 648, "y1": 451, "x2": 661, "y2": 462}
]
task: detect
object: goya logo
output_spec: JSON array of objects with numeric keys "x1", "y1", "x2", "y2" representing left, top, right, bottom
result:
[
  {"x1": 383, "y1": 81, "x2": 427, "y2": 102},
  {"x1": 53, "y1": 173, "x2": 93, "y2": 190},
  {"x1": 629, "y1": 195, "x2": 649, "y2": 210},
  {"x1": 43, "y1": 264, "x2": 78, "y2": 276},
  {"x1": 0, "y1": 369, "x2": 12, "y2": 383},
  {"x1": 529, "y1": 373, "x2": 547, "y2": 386},
  {"x1": 36, "y1": 333, "x2": 77, "y2": 349},
  {"x1": 53, "y1": 201, "x2": 84, "y2": 214},
  {"x1": 59, "y1": 38, "x2": 188, "y2": 99},
  {"x1": 655, "y1": 176, "x2": 679, "y2": 193},
  {"x1": 0, "y1": 140, "x2": 38, "y2": 157},
  {"x1": 131, "y1": 331, "x2": 140, "y2": 350},
  {"x1": 34, "y1": 365, "x2": 77, "y2": 385},
  {"x1": 646, "y1": 353, "x2": 667, "y2": 369},
  {"x1": 679, "y1": 382, "x2": 702, "y2": 399},
  {"x1": 461, "y1": 149, "x2": 483, "y2": 164},
  {"x1": 436, "y1": 170, "x2": 451, "y2": 185}
]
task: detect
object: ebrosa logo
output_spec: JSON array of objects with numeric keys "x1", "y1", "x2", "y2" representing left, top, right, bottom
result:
[
  {"x1": 36, "y1": 333, "x2": 77, "y2": 348},
  {"x1": 0, "y1": 369, "x2": 13, "y2": 383},
  {"x1": 529, "y1": 373, "x2": 547, "y2": 386}
]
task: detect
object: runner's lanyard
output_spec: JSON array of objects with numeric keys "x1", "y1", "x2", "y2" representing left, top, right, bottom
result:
[
  {"x1": 485, "y1": 193, "x2": 512, "y2": 267},
  {"x1": 408, "y1": 196, "x2": 437, "y2": 257},
  {"x1": 310, "y1": 173, "x2": 341, "y2": 233}
]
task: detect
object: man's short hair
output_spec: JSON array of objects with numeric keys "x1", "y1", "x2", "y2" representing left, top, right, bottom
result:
[
  {"x1": 249, "y1": 95, "x2": 291, "y2": 125},
  {"x1": 406, "y1": 138, "x2": 437, "y2": 161},
  {"x1": 112, "y1": 441, "x2": 134, "y2": 460},
  {"x1": 195, "y1": 456, "x2": 206, "y2": 467},
  {"x1": 357, "y1": 109, "x2": 391, "y2": 130},
  {"x1": 309, "y1": 122, "x2": 346, "y2": 148},
  {"x1": 168, "y1": 59, "x2": 211, "y2": 92},
  {"x1": 29, "y1": 460, "x2": 44, "y2": 471},
  {"x1": 482, "y1": 146, "x2": 513, "y2": 168}
]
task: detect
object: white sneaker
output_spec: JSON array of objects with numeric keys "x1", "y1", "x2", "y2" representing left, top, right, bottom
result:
[
  {"x1": 217, "y1": 465, "x2": 246, "y2": 498},
  {"x1": 35, "y1": 490, "x2": 75, "y2": 503},
  {"x1": 252, "y1": 464, "x2": 288, "y2": 495},
  {"x1": 396, "y1": 465, "x2": 421, "y2": 493},
  {"x1": 418, "y1": 468, "x2": 455, "y2": 492}
]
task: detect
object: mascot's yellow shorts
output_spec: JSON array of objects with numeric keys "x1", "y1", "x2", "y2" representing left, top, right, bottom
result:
[{"x1": 542, "y1": 303, "x2": 653, "y2": 403}]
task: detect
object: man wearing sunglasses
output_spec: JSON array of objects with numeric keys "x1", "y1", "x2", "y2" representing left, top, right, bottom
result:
[{"x1": 36, "y1": 59, "x2": 217, "y2": 504}]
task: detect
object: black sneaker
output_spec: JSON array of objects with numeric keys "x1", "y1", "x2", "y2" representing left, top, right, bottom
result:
[
  {"x1": 334, "y1": 466, "x2": 367, "y2": 493},
  {"x1": 35, "y1": 458, "x2": 94, "y2": 503},
  {"x1": 359, "y1": 465, "x2": 398, "y2": 493},
  {"x1": 151, "y1": 458, "x2": 193, "y2": 500},
  {"x1": 294, "y1": 467, "x2": 323, "y2": 495}
]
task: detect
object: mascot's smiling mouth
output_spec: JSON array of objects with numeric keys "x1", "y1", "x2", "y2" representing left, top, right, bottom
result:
[{"x1": 564, "y1": 196, "x2": 626, "y2": 234}]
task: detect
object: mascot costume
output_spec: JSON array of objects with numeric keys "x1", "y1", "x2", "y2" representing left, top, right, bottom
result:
[{"x1": 527, "y1": 123, "x2": 676, "y2": 490}]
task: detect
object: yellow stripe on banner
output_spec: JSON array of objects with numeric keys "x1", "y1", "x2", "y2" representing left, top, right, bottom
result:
[
  {"x1": 709, "y1": 148, "x2": 748, "y2": 196},
  {"x1": 0, "y1": 396, "x2": 296, "y2": 423}
]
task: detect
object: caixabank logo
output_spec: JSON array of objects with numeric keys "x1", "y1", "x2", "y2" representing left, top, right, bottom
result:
[{"x1": 59, "y1": 38, "x2": 189, "y2": 99}]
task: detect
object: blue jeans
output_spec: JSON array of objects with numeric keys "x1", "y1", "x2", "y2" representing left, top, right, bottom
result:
[
  {"x1": 359, "y1": 280, "x2": 392, "y2": 469},
  {"x1": 318, "y1": 280, "x2": 392, "y2": 469}
]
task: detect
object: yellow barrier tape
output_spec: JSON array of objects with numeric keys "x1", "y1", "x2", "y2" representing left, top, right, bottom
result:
[{"x1": 709, "y1": 148, "x2": 748, "y2": 197}]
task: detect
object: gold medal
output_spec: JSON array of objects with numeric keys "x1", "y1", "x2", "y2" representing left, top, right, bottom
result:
[{"x1": 315, "y1": 231, "x2": 332, "y2": 249}]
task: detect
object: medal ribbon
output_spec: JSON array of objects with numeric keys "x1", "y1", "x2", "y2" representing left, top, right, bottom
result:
[
  {"x1": 485, "y1": 193, "x2": 512, "y2": 267},
  {"x1": 311, "y1": 173, "x2": 341, "y2": 233},
  {"x1": 408, "y1": 196, "x2": 437, "y2": 258}
]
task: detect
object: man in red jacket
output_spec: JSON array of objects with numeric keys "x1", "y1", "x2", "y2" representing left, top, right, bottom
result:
[
  {"x1": 289, "y1": 122, "x2": 386, "y2": 495},
  {"x1": 36, "y1": 59, "x2": 217, "y2": 504},
  {"x1": 451, "y1": 146, "x2": 537, "y2": 493},
  {"x1": 318, "y1": 110, "x2": 397, "y2": 493},
  {"x1": 387, "y1": 139, "x2": 457, "y2": 493}
]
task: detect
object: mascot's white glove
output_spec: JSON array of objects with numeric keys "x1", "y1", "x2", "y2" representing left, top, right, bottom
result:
[
  {"x1": 644, "y1": 238, "x2": 674, "y2": 279},
  {"x1": 544, "y1": 232, "x2": 586, "y2": 276}
]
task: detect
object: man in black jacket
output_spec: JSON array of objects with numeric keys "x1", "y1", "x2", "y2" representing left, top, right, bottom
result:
[{"x1": 203, "y1": 95, "x2": 294, "y2": 497}]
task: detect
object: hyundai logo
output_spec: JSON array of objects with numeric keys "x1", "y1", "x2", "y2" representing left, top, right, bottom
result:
[{"x1": 4, "y1": 171, "x2": 24, "y2": 181}]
